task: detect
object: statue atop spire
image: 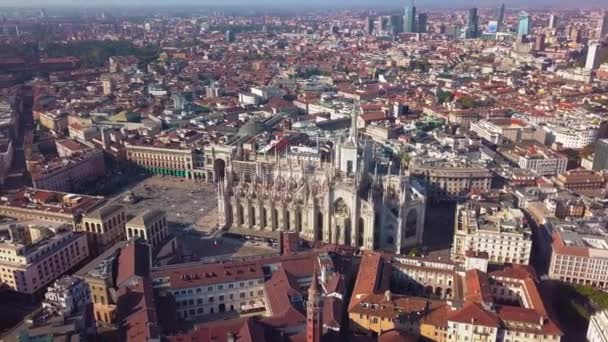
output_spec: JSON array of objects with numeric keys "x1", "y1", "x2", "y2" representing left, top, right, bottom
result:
[{"x1": 345, "y1": 100, "x2": 360, "y2": 147}]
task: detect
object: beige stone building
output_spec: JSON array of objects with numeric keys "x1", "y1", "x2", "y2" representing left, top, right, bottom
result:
[
  {"x1": 548, "y1": 220, "x2": 608, "y2": 288},
  {"x1": 410, "y1": 159, "x2": 493, "y2": 201},
  {"x1": 0, "y1": 225, "x2": 89, "y2": 295},
  {"x1": 125, "y1": 143, "x2": 209, "y2": 181},
  {"x1": 0, "y1": 188, "x2": 106, "y2": 228},
  {"x1": 126, "y1": 209, "x2": 168, "y2": 248},
  {"x1": 79, "y1": 204, "x2": 126, "y2": 256}
]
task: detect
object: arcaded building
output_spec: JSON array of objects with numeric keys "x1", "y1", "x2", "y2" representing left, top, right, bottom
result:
[{"x1": 217, "y1": 106, "x2": 426, "y2": 253}]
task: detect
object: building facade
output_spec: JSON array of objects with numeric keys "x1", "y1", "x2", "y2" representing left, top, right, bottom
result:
[
  {"x1": 125, "y1": 209, "x2": 169, "y2": 248},
  {"x1": 218, "y1": 108, "x2": 425, "y2": 253},
  {"x1": 79, "y1": 204, "x2": 126, "y2": 256},
  {"x1": 28, "y1": 148, "x2": 106, "y2": 192},
  {"x1": 151, "y1": 261, "x2": 266, "y2": 321},
  {"x1": 125, "y1": 143, "x2": 208, "y2": 181},
  {"x1": 410, "y1": 160, "x2": 493, "y2": 201},
  {"x1": 0, "y1": 227, "x2": 89, "y2": 295},
  {"x1": 548, "y1": 221, "x2": 608, "y2": 288},
  {"x1": 453, "y1": 203, "x2": 532, "y2": 265}
]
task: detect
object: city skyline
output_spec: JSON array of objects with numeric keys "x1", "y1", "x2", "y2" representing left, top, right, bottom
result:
[{"x1": 0, "y1": 0, "x2": 607, "y2": 9}]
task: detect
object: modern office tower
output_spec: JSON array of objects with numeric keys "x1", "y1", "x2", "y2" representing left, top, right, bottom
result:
[
  {"x1": 465, "y1": 7, "x2": 479, "y2": 38},
  {"x1": 593, "y1": 139, "x2": 608, "y2": 171},
  {"x1": 389, "y1": 14, "x2": 403, "y2": 34},
  {"x1": 365, "y1": 16, "x2": 374, "y2": 35},
  {"x1": 378, "y1": 16, "x2": 389, "y2": 32},
  {"x1": 403, "y1": 2, "x2": 417, "y2": 33},
  {"x1": 518, "y1": 11, "x2": 531, "y2": 37},
  {"x1": 535, "y1": 33, "x2": 546, "y2": 51},
  {"x1": 496, "y1": 3, "x2": 505, "y2": 30},
  {"x1": 417, "y1": 13, "x2": 428, "y2": 33},
  {"x1": 225, "y1": 30, "x2": 235, "y2": 43},
  {"x1": 599, "y1": 10, "x2": 608, "y2": 39},
  {"x1": 586, "y1": 42, "x2": 608, "y2": 70},
  {"x1": 549, "y1": 14, "x2": 558, "y2": 29}
]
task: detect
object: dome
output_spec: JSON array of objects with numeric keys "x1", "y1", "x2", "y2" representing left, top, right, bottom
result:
[{"x1": 238, "y1": 119, "x2": 267, "y2": 137}]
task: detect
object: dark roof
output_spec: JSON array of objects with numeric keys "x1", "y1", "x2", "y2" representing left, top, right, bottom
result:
[{"x1": 238, "y1": 119, "x2": 267, "y2": 137}]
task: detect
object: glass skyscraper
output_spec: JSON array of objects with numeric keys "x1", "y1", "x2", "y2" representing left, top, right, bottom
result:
[
  {"x1": 496, "y1": 3, "x2": 505, "y2": 30},
  {"x1": 465, "y1": 8, "x2": 478, "y2": 38},
  {"x1": 404, "y1": 4, "x2": 417, "y2": 33},
  {"x1": 518, "y1": 11, "x2": 531, "y2": 37}
]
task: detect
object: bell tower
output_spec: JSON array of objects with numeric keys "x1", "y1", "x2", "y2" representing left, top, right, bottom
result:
[{"x1": 307, "y1": 267, "x2": 323, "y2": 342}]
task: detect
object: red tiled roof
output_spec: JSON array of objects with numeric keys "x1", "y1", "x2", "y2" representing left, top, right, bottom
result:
[
  {"x1": 151, "y1": 261, "x2": 264, "y2": 289},
  {"x1": 348, "y1": 253, "x2": 390, "y2": 311},
  {"x1": 116, "y1": 241, "x2": 150, "y2": 287},
  {"x1": 464, "y1": 269, "x2": 492, "y2": 304},
  {"x1": 447, "y1": 302, "x2": 500, "y2": 327},
  {"x1": 378, "y1": 329, "x2": 418, "y2": 342},
  {"x1": 166, "y1": 317, "x2": 266, "y2": 342}
]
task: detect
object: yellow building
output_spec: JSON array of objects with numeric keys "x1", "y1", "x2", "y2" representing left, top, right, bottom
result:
[
  {"x1": 420, "y1": 303, "x2": 450, "y2": 342},
  {"x1": 349, "y1": 291, "x2": 440, "y2": 337}
]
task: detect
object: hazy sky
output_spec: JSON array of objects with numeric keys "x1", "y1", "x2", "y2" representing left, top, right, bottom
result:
[{"x1": 0, "y1": 0, "x2": 606, "y2": 8}]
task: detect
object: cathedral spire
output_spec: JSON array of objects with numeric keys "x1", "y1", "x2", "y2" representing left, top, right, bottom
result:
[{"x1": 346, "y1": 100, "x2": 360, "y2": 146}]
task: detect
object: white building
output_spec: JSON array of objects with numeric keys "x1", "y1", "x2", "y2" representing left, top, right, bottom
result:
[
  {"x1": 453, "y1": 204, "x2": 533, "y2": 265},
  {"x1": 43, "y1": 276, "x2": 90, "y2": 315},
  {"x1": 250, "y1": 86, "x2": 282, "y2": 102},
  {"x1": 586, "y1": 43, "x2": 608, "y2": 70},
  {"x1": 545, "y1": 125, "x2": 599, "y2": 149},
  {"x1": 588, "y1": 309, "x2": 608, "y2": 342},
  {"x1": 470, "y1": 118, "x2": 532, "y2": 145},
  {"x1": 239, "y1": 92, "x2": 261, "y2": 106}
]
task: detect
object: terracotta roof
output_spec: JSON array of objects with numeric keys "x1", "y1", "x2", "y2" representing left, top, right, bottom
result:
[
  {"x1": 464, "y1": 269, "x2": 492, "y2": 304},
  {"x1": 151, "y1": 261, "x2": 264, "y2": 289},
  {"x1": 350, "y1": 293, "x2": 430, "y2": 319},
  {"x1": 116, "y1": 241, "x2": 151, "y2": 287},
  {"x1": 117, "y1": 277, "x2": 160, "y2": 342},
  {"x1": 349, "y1": 253, "x2": 390, "y2": 311},
  {"x1": 421, "y1": 302, "x2": 451, "y2": 328},
  {"x1": 496, "y1": 306, "x2": 562, "y2": 335},
  {"x1": 447, "y1": 302, "x2": 500, "y2": 327},
  {"x1": 166, "y1": 317, "x2": 266, "y2": 342},
  {"x1": 264, "y1": 266, "x2": 306, "y2": 318},
  {"x1": 378, "y1": 329, "x2": 418, "y2": 342}
]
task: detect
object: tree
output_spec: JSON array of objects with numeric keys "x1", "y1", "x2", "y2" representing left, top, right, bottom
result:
[
  {"x1": 408, "y1": 247, "x2": 421, "y2": 257},
  {"x1": 437, "y1": 90, "x2": 453, "y2": 104}
]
